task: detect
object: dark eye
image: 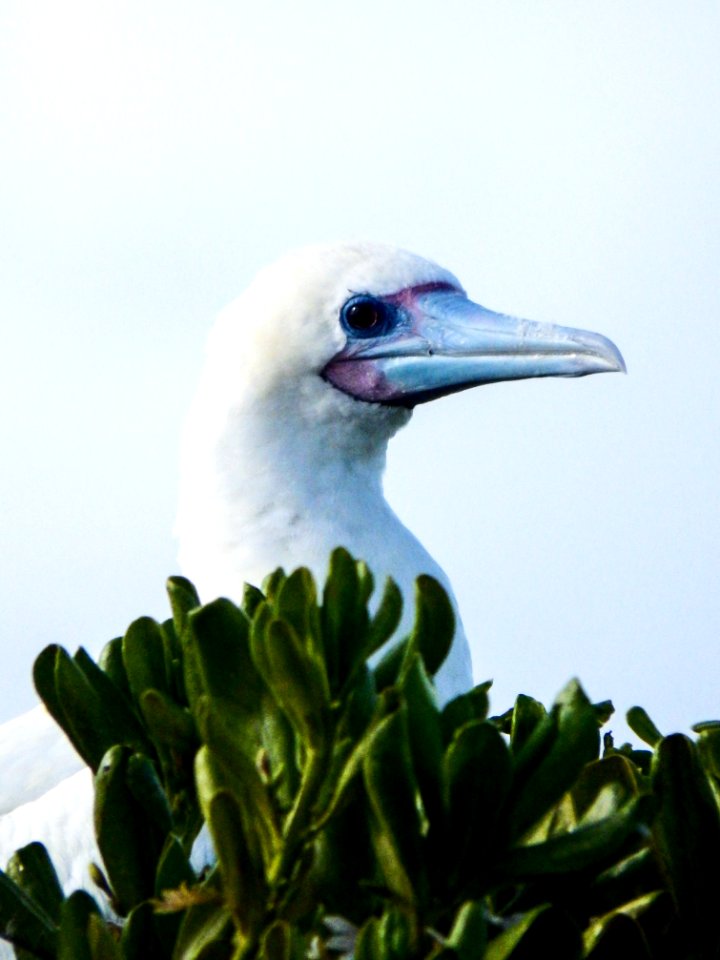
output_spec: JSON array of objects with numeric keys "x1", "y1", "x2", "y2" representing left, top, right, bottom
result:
[{"x1": 340, "y1": 295, "x2": 393, "y2": 338}]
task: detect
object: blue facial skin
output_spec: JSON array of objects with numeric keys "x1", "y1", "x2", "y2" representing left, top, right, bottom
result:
[{"x1": 325, "y1": 286, "x2": 626, "y2": 407}]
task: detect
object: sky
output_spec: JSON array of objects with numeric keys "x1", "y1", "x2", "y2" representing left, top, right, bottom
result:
[{"x1": 1, "y1": 1, "x2": 718, "y2": 743}]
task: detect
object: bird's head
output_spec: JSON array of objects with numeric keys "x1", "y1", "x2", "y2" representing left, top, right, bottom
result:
[
  {"x1": 197, "y1": 241, "x2": 625, "y2": 455},
  {"x1": 178, "y1": 241, "x2": 625, "y2": 597}
]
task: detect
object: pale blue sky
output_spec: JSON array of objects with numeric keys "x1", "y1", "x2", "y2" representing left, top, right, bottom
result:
[{"x1": 1, "y1": 1, "x2": 718, "y2": 741}]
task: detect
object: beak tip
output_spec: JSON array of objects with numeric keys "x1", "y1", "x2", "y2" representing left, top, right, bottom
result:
[{"x1": 610, "y1": 345, "x2": 627, "y2": 375}]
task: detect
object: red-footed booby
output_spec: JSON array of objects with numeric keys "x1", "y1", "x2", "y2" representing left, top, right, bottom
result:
[
  {"x1": 177, "y1": 241, "x2": 624, "y2": 701},
  {"x1": 0, "y1": 242, "x2": 625, "y2": 941}
]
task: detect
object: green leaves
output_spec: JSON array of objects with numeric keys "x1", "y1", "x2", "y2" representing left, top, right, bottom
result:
[
  {"x1": 508, "y1": 680, "x2": 600, "y2": 842},
  {"x1": 651, "y1": 734, "x2": 720, "y2": 956},
  {"x1": 2, "y1": 550, "x2": 720, "y2": 959}
]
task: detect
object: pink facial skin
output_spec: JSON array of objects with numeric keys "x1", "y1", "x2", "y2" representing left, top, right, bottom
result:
[{"x1": 322, "y1": 281, "x2": 461, "y2": 405}]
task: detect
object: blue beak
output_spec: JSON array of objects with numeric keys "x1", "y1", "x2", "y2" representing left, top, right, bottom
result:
[{"x1": 324, "y1": 287, "x2": 626, "y2": 406}]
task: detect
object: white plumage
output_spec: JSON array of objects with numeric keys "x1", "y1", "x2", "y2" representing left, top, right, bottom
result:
[
  {"x1": 0, "y1": 242, "x2": 624, "y2": 951},
  {"x1": 175, "y1": 243, "x2": 476, "y2": 701}
]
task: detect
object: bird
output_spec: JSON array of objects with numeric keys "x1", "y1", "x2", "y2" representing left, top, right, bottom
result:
[
  {"x1": 175, "y1": 240, "x2": 624, "y2": 702},
  {"x1": 0, "y1": 241, "x2": 625, "y2": 949}
]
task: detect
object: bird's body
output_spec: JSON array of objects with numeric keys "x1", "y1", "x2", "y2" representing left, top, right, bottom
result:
[{"x1": 0, "y1": 242, "x2": 624, "y2": 951}]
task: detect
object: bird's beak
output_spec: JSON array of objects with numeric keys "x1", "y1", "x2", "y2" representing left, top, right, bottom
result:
[{"x1": 324, "y1": 287, "x2": 626, "y2": 406}]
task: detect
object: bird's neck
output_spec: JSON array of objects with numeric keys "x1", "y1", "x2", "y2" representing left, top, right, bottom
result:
[{"x1": 176, "y1": 385, "x2": 412, "y2": 598}]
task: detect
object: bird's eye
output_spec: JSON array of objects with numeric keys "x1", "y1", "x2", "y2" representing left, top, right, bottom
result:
[{"x1": 340, "y1": 295, "x2": 393, "y2": 338}]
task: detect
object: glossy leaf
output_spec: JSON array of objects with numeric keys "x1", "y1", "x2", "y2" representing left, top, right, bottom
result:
[
  {"x1": 585, "y1": 912, "x2": 651, "y2": 960},
  {"x1": 321, "y1": 547, "x2": 368, "y2": 688},
  {"x1": 510, "y1": 695, "x2": 547, "y2": 754},
  {"x1": 0, "y1": 870, "x2": 57, "y2": 959},
  {"x1": 508, "y1": 680, "x2": 600, "y2": 840},
  {"x1": 362, "y1": 703, "x2": 425, "y2": 906},
  {"x1": 499, "y1": 795, "x2": 652, "y2": 879},
  {"x1": 363, "y1": 576, "x2": 403, "y2": 662},
  {"x1": 260, "y1": 618, "x2": 329, "y2": 749},
  {"x1": 6, "y1": 843, "x2": 64, "y2": 927},
  {"x1": 652, "y1": 733, "x2": 720, "y2": 956},
  {"x1": 166, "y1": 576, "x2": 201, "y2": 636},
  {"x1": 626, "y1": 707, "x2": 663, "y2": 748},
  {"x1": 204, "y1": 790, "x2": 267, "y2": 933},
  {"x1": 57, "y1": 890, "x2": 101, "y2": 960},
  {"x1": 140, "y1": 689, "x2": 197, "y2": 751},
  {"x1": 446, "y1": 900, "x2": 487, "y2": 959},
  {"x1": 33, "y1": 646, "x2": 148, "y2": 771},
  {"x1": 188, "y1": 600, "x2": 261, "y2": 716},
  {"x1": 94, "y1": 746, "x2": 161, "y2": 913},
  {"x1": 485, "y1": 905, "x2": 582, "y2": 959},
  {"x1": 407, "y1": 575, "x2": 454, "y2": 677},
  {"x1": 444, "y1": 720, "x2": 512, "y2": 891},
  {"x1": 122, "y1": 617, "x2": 170, "y2": 703},
  {"x1": 441, "y1": 681, "x2": 492, "y2": 743},
  {"x1": 399, "y1": 653, "x2": 443, "y2": 826}
]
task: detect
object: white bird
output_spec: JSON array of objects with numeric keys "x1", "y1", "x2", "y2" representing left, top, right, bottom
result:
[{"x1": 0, "y1": 242, "x2": 624, "y2": 950}]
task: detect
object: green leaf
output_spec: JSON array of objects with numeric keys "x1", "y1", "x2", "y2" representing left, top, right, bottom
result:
[
  {"x1": 407, "y1": 575, "x2": 454, "y2": 677},
  {"x1": 122, "y1": 617, "x2": 170, "y2": 703},
  {"x1": 257, "y1": 919, "x2": 295, "y2": 960},
  {"x1": 695, "y1": 724, "x2": 720, "y2": 789},
  {"x1": 507, "y1": 680, "x2": 600, "y2": 840},
  {"x1": 446, "y1": 900, "x2": 487, "y2": 959},
  {"x1": 6, "y1": 843, "x2": 64, "y2": 927},
  {"x1": 57, "y1": 890, "x2": 102, "y2": 960},
  {"x1": 626, "y1": 707, "x2": 662, "y2": 747},
  {"x1": 585, "y1": 912, "x2": 651, "y2": 960},
  {"x1": 169, "y1": 867, "x2": 232, "y2": 960},
  {"x1": 94, "y1": 746, "x2": 162, "y2": 913},
  {"x1": 0, "y1": 870, "x2": 57, "y2": 959},
  {"x1": 441, "y1": 681, "x2": 492, "y2": 742},
  {"x1": 570, "y1": 755, "x2": 640, "y2": 825},
  {"x1": 126, "y1": 753, "x2": 174, "y2": 836},
  {"x1": 188, "y1": 599, "x2": 263, "y2": 717},
  {"x1": 167, "y1": 578, "x2": 204, "y2": 712},
  {"x1": 119, "y1": 901, "x2": 166, "y2": 960},
  {"x1": 364, "y1": 577, "x2": 403, "y2": 661},
  {"x1": 260, "y1": 619, "x2": 330, "y2": 750},
  {"x1": 86, "y1": 912, "x2": 123, "y2": 960},
  {"x1": 652, "y1": 733, "x2": 720, "y2": 955},
  {"x1": 313, "y1": 690, "x2": 397, "y2": 831},
  {"x1": 194, "y1": 742, "x2": 278, "y2": 881},
  {"x1": 241, "y1": 582, "x2": 266, "y2": 619},
  {"x1": 34, "y1": 646, "x2": 149, "y2": 771},
  {"x1": 485, "y1": 905, "x2": 582, "y2": 959},
  {"x1": 498, "y1": 795, "x2": 652, "y2": 879},
  {"x1": 204, "y1": 790, "x2": 267, "y2": 934},
  {"x1": 276, "y1": 568, "x2": 320, "y2": 649},
  {"x1": 362, "y1": 702, "x2": 425, "y2": 907},
  {"x1": 140, "y1": 690, "x2": 197, "y2": 751},
  {"x1": 155, "y1": 836, "x2": 196, "y2": 898},
  {"x1": 586, "y1": 848, "x2": 662, "y2": 919},
  {"x1": 166, "y1": 576, "x2": 201, "y2": 636},
  {"x1": 510, "y1": 695, "x2": 547, "y2": 755},
  {"x1": 354, "y1": 908, "x2": 412, "y2": 960},
  {"x1": 321, "y1": 547, "x2": 369, "y2": 689},
  {"x1": 97, "y1": 637, "x2": 131, "y2": 702},
  {"x1": 592, "y1": 700, "x2": 615, "y2": 727},
  {"x1": 443, "y1": 720, "x2": 512, "y2": 892},
  {"x1": 400, "y1": 654, "x2": 443, "y2": 831},
  {"x1": 372, "y1": 636, "x2": 410, "y2": 693},
  {"x1": 262, "y1": 567, "x2": 287, "y2": 603}
]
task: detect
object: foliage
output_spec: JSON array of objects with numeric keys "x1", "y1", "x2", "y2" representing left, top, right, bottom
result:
[{"x1": 1, "y1": 548, "x2": 719, "y2": 958}]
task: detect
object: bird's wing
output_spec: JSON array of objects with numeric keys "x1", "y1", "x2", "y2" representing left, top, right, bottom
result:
[{"x1": 0, "y1": 705, "x2": 82, "y2": 814}]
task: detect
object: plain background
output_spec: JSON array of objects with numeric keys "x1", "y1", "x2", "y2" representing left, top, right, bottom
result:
[{"x1": 1, "y1": 2, "x2": 718, "y2": 743}]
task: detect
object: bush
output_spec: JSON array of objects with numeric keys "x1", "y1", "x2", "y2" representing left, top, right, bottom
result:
[{"x1": 1, "y1": 548, "x2": 719, "y2": 958}]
